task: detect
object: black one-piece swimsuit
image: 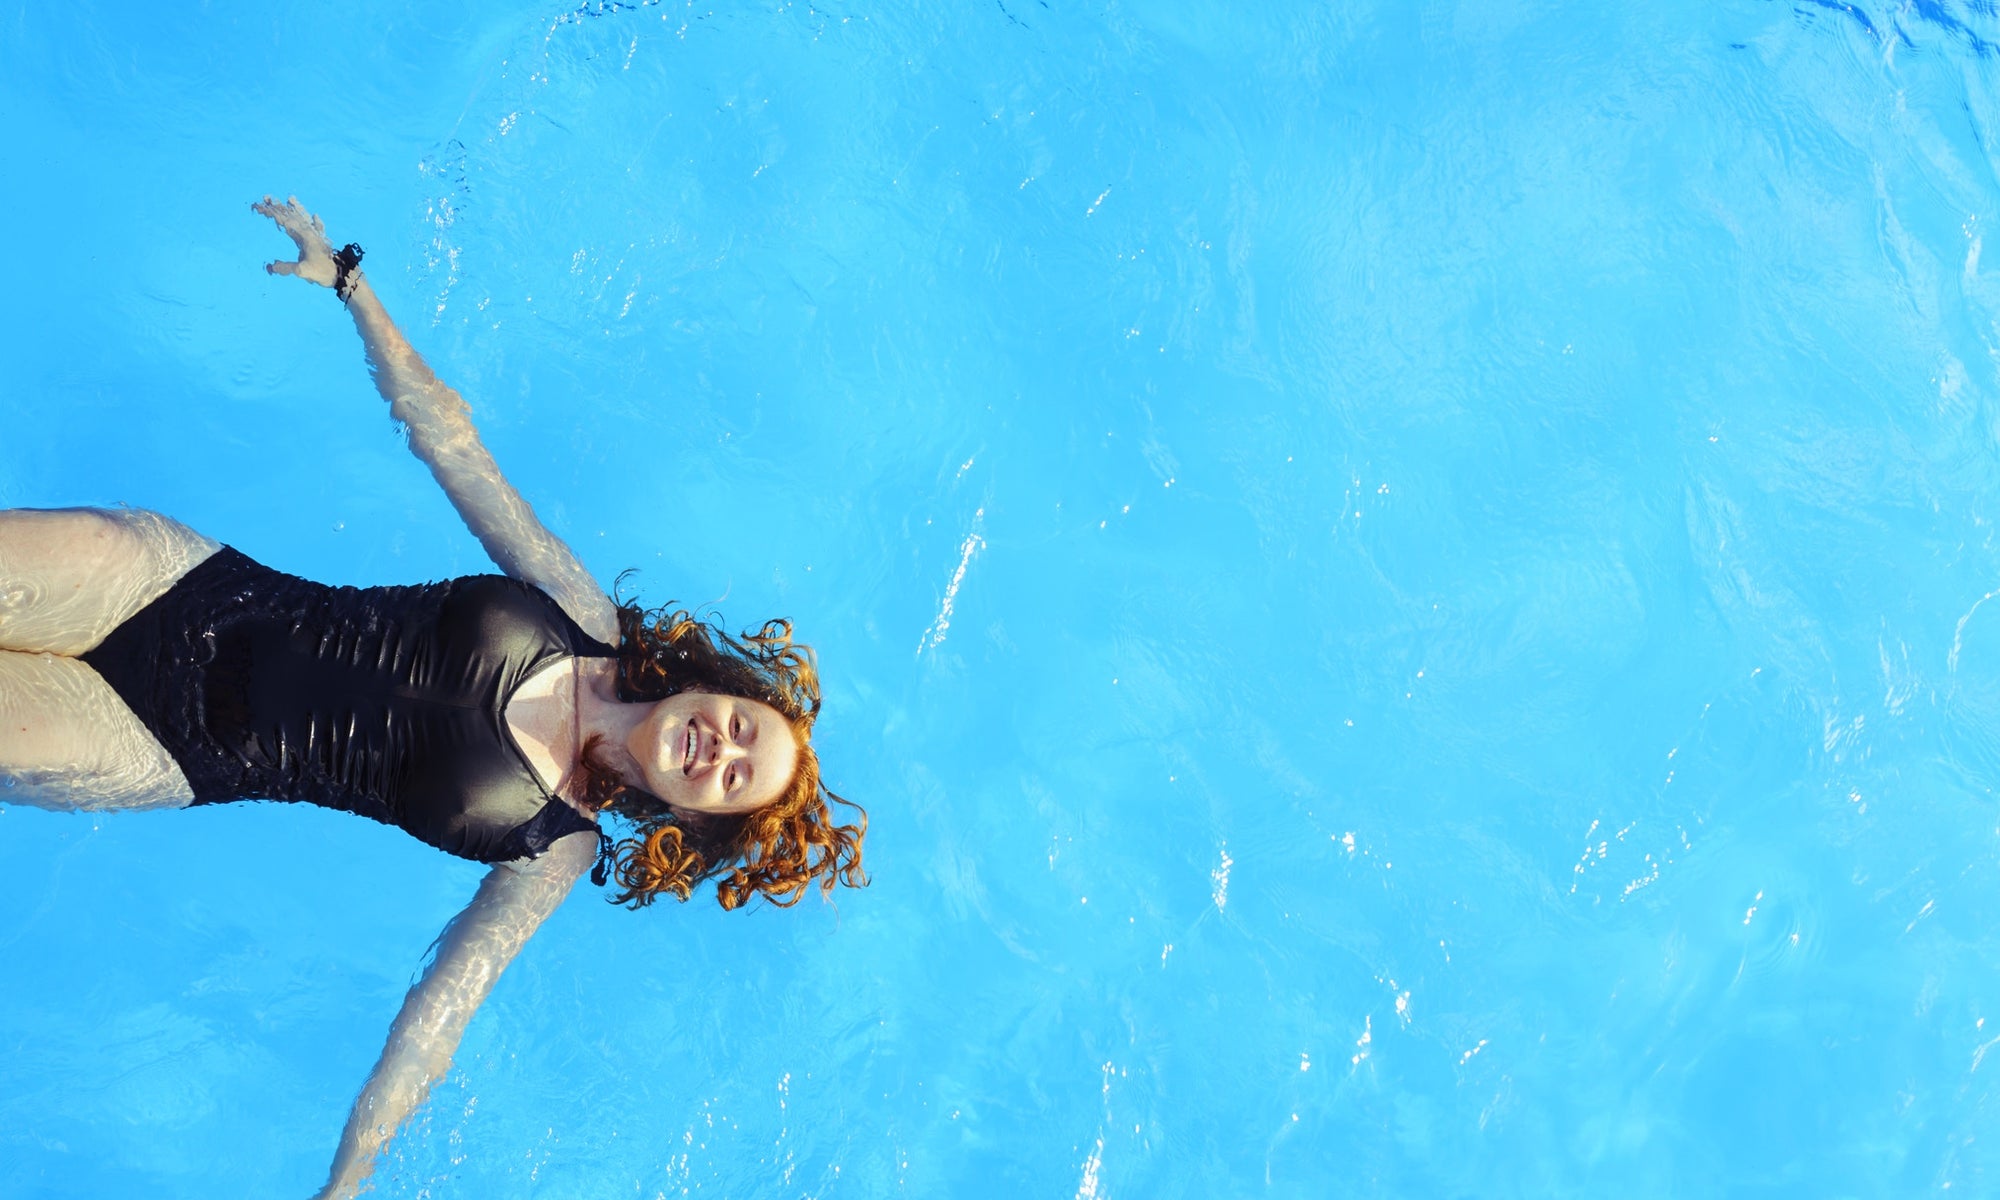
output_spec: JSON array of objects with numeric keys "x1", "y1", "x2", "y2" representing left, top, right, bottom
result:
[{"x1": 81, "y1": 547, "x2": 611, "y2": 863}]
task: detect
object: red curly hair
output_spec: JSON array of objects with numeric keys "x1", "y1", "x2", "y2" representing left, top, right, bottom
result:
[{"x1": 574, "y1": 595, "x2": 867, "y2": 910}]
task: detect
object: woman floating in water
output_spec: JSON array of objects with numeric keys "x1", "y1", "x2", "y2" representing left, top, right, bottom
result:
[{"x1": 0, "y1": 197, "x2": 867, "y2": 1199}]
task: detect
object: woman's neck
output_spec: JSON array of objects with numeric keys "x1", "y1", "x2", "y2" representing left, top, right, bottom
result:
[{"x1": 573, "y1": 657, "x2": 646, "y2": 786}]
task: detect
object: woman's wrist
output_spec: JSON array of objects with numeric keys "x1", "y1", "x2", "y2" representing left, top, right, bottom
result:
[{"x1": 332, "y1": 243, "x2": 366, "y2": 302}]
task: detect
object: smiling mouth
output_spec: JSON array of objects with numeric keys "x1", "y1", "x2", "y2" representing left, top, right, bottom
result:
[{"x1": 682, "y1": 719, "x2": 697, "y2": 774}]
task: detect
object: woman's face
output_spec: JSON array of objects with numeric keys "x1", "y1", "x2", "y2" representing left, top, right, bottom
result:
[{"x1": 627, "y1": 691, "x2": 799, "y2": 815}]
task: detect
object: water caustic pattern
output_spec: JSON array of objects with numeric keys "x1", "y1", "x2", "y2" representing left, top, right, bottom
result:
[{"x1": 14, "y1": 0, "x2": 2000, "y2": 1195}]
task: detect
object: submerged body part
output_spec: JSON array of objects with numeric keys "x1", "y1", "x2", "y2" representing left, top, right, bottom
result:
[{"x1": 82, "y1": 544, "x2": 613, "y2": 861}]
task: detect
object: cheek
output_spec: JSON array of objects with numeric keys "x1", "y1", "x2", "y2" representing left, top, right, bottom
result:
[{"x1": 642, "y1": 761, "x2": 682, "y2": 803}]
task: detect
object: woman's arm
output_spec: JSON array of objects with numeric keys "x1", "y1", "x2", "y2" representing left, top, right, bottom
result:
[
  {"x1": 253, "y1": 196, "x2": 619, "y2": 645},
  {"x1": 311, "y1": 832, "x2": 596, "y2": 1200}
]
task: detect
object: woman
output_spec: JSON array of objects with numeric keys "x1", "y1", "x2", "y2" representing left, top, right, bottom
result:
[{"x1": 0, "y1": 197, "x2": 866, "y2": 1198}]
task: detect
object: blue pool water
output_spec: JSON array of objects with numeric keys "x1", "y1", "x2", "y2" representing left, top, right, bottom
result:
[{"x1": 11, "y1": 1, "x2": 2000, "y2": 1195}]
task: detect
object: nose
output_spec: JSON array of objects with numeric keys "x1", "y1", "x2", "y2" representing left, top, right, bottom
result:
[{"x1": 707, "y1": 725, "x2": 745, "y2": 766}]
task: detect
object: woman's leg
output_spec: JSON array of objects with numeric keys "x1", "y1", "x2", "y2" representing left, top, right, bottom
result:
[
  {"x1": 0, "y1": 507, "x2": 219, "y2": 655},
  {"x1": 0, "y1": 649, "x2": 194, "y2": 809},
  {"x1": 0, "y1": 507, "x2": 213, "y2": 809}
]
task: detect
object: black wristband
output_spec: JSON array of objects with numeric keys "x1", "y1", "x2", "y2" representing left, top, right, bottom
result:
[{"x1": 332, "y1": 242, "x2": 365, "y2": 302}]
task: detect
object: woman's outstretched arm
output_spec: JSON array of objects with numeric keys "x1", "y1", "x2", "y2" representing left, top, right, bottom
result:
[
  {"x1": 311, "y1": 832, "x2": 596, "y2": 1200},
  {"x1": 252, "y1": 195, "x2": 619, "y2": 646}
]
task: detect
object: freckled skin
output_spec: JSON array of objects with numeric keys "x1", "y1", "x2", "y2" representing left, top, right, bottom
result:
[{"x1": 626, "y1": 690, "x2": 798, "y2": 815}]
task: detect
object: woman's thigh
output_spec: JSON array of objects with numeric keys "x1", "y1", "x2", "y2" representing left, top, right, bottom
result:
[
  {"x1": 0, "y1": 648, "x2": 194, "y2": 810},
  {"x1": 0, "y1": 507, "x2": 219, "y2": 655}
]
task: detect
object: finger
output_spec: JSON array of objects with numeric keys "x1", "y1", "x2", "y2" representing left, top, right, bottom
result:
[
  {"x1": 266, "y1": 260, "x2": 300, "y2": 276},
  {"x1": 253, "y1": 202, "x2": 296, "y2": 235}
]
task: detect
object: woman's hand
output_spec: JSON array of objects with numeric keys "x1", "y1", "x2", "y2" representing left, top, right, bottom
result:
[{"x1": 253, "y1": 194, "x2": 339, "y2": 288}]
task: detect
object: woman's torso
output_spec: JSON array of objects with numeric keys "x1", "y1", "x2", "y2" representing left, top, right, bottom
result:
[{"x1": 82, "y1": 548, "x2": 611, "y2": 862}]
